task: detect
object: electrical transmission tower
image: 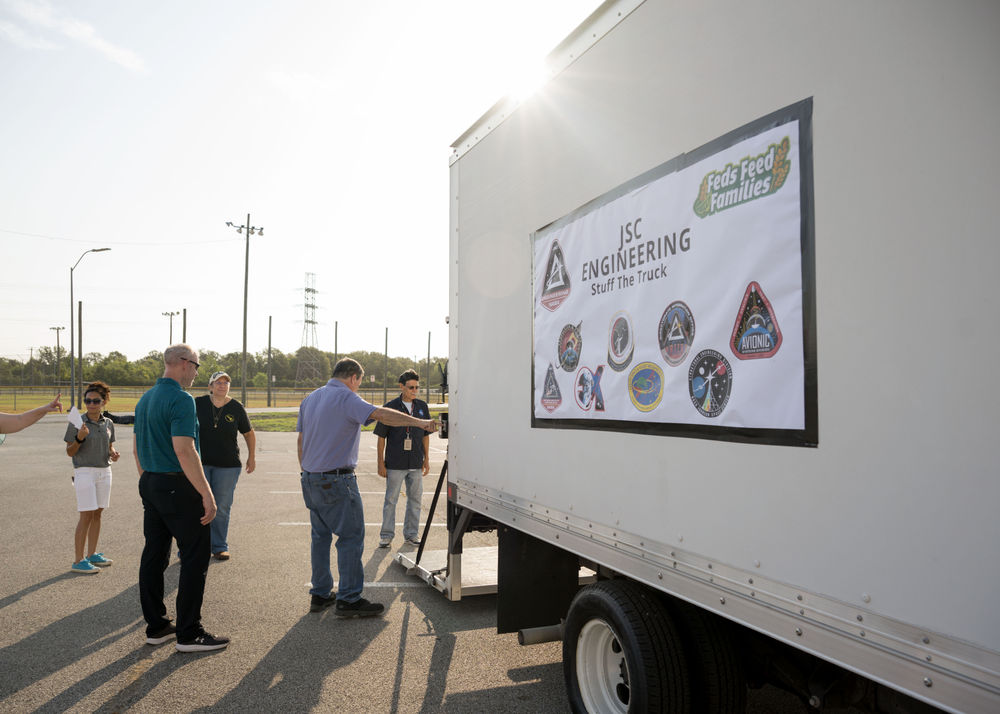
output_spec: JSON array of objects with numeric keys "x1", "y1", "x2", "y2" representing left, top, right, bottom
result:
[{"x1": 295, "y1": 272, "x2": 324, "y2": 388}]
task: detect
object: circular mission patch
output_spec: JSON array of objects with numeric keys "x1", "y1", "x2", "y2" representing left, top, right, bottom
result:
[
  {"x1": 688, "y1": 349, "x2": 732, "y2": 418},
  {"x1": 607, "y1": 310, "x2": 634, "y2": 372},
  {"x1": 628, "y1": 362, "x2": 663, "y2": 412}
]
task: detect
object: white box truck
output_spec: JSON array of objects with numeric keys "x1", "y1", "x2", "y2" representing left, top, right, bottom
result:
[{"x1": 397, "y1": 2, "x2": 1000, "y2": 712}]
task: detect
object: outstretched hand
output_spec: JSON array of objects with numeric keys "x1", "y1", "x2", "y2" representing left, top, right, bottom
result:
[{"x1": 46, "y1": 394, "x2": 63, "y2": 413}]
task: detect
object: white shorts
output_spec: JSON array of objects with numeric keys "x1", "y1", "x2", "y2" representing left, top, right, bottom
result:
[{"x1": 74, "y1": 467, "x2": 112, "y2": 512}]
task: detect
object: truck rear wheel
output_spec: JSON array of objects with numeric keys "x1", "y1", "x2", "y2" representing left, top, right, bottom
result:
[
  {"x1": 663, "y1": 597, "x2": 747, "y2": 714},
  {"x1": 564, "y1": 580, "x2": 691, "y2": 714}
]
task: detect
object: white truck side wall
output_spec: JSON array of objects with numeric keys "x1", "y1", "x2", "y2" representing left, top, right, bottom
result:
[{"x1": 449, "y1": 0, "x2": 999, "y2": 705}]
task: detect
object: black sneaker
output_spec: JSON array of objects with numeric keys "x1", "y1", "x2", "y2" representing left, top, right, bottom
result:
[
  {"x1": 146, "y1": 623, "x2": 177, "y2": 645},
  {"x1": 175, "y1": 632, "x2": 230, "y2": 652},
  {"x1": 310, "y1": 593, "x2": 337, "y2": 613},
  {"x1": 335, "y1": 597, "x2": 385, "y2": 618}
]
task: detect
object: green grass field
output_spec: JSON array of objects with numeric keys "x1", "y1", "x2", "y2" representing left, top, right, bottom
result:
[
  {"x1": 252, "y1": 406, "x2": 447, "y2": 432},
  {"x1": 250, "y1": 413, "x2": 303, "y2": 432},
  {"x1": 1, "y1": 392, "x2": 446, "y2": 434},
  {"x1": 1, "y1": 389, "x2": 447, "y2": 419}
]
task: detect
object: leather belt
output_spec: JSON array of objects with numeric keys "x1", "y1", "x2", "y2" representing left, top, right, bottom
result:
[{"x1": 320, "y1": 468, "x2": 355, "y2": 475}]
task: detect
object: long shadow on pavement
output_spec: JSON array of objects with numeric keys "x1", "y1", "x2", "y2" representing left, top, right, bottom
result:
[
  {"x1": 389, "y1": 585, "x2": 569, "y2": 714},
  {"x1": 184, "y1": 611, "x2": 389, "y2": 714},
  {"x1": 0, "y1": 573, "x2": 78, "y2": 612},
  {"x1": 0, "y1": 565, "x2": 180, "y2": 712}
]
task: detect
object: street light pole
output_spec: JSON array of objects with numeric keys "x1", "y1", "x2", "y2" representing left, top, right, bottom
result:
[
  {"x1": 162, "y1": 311, "x2": 180, "y2": 343},
  {"x1": 225, "y1": 215, "x2": 263, "y2": 405},
  {"x1": 69, "y1": 248, "x2": 110, "y2": 408},
  {"x1": 50, "y1": 326, "x2": 64, "y2": 388}
]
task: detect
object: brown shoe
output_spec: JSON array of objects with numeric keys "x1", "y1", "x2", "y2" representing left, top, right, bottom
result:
[{"x1": 213, "y1": 551, "x2": 230, "y2": 561}]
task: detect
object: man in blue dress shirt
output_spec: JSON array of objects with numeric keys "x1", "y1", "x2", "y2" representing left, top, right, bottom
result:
[{"x1": 297, "y1": 358, "x2": 437, "y2": 617}]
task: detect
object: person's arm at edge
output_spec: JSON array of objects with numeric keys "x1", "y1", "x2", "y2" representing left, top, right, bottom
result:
[
  {"x1": 297, "y1": 431, "x2": 303, "y2": 472},
  {"x1": 0, "y1": 394, "x2": 63, "y2": 434},
  {"x1": 370, "y1": 406, "x2": 437, "y2": 432},
  {"x1": 106, "y1": 420, "x2": 119, "y2": 462},
  {"x1": 133, "y1": 433, "x2": 142, "y2": 474},
  {"x1": 422, "y1": 434, "x2": 430, "y2": 476},
  {"x1": 172, "y1": 436, "x2": 217, "y2": 525},
  {"x1": 243, "y1": 428, "x2": 256, "y2": 473},
  {"x1": 377, "y1": 436, "x2": 387, "y2": 478}
]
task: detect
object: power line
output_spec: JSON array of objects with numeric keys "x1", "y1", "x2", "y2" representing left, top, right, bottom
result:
[{"x1": 0, "y1": 228, "x2": 243, "y2": 246}]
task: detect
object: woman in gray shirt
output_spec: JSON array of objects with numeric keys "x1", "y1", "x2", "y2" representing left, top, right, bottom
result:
[{"x1": 64, "y1": 381, "x2": 120, "y2": 574}]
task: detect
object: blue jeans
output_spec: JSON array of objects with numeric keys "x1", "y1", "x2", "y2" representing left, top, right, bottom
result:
[
  {"x1": 381, "y1": 469, "x2": 423, "y2": 541},
  {"x1": 204, "y1": 465, "x2": 242, "y2": 554},
  {"x1": 300, "y1": 470, "x2": 365, "y2": 603}
]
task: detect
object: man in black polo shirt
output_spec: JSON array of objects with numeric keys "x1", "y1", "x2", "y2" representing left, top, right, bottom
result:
[{"x1": 375, "y1": 370, "x2": 430, "y2": 548}]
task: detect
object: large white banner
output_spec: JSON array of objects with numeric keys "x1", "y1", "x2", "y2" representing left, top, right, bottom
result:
[{"x1": 532, "y1": 104, "x2": 815, "y2": 445}]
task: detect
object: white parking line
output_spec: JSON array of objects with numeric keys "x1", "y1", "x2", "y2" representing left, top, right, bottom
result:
[
  {"x1": 306, "y1": 582, "x2": 429, "y2": 588},
  {"x1": 269, "y1": 491, "x2": 439, "y2": 496},
  {"x1": 279, "y1": 522, "x2": 446, "y2": 527}
]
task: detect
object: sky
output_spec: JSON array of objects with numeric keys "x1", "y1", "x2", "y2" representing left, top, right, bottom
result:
[{"x1": 0, "y1": 0, "x2": 602, "y2": 366}]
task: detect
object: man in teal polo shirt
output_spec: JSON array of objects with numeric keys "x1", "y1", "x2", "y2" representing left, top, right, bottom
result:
[{"x1": 133, "y1": 344, "x2": 229, "y2": 652}]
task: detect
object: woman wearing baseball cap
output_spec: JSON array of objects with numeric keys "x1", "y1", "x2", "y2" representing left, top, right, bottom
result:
[{"x1": 194, "y1": 371, "x2": 256, "y2": 560}]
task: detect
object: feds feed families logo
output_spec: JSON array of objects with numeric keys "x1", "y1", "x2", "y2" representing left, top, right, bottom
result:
[{"x1": 693, "y1": 137, "x2": 791, "y2": 218}]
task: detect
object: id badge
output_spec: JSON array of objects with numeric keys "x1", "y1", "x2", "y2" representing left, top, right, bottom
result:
[{"x1": 404, "y1": 437, "x2": 412, "y2": 451}]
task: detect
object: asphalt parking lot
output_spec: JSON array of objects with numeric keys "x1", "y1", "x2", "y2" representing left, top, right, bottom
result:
[{"x1": 0, "y1": 415, "x2": 853, "y2": 714}]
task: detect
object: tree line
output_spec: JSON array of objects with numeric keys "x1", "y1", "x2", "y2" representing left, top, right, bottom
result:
[{"x1": 1, "y1": 346, "x2": 447, "y2": 391}]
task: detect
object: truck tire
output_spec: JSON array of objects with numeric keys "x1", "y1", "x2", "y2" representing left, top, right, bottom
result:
[
  {"x1": 663, "y1": 597, "x2": 747, "y2": 714},
  {"x1": 564, "y1": 580, "x2": 691, "y2": 714}
]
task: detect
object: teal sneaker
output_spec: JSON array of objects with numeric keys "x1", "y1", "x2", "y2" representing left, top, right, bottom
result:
[
  {"x1": 88, "y1": 553, "x2": 113, "y2": 567},
  {"x1": 71, "y1": 560, "x2": 100, "y2": 574}
]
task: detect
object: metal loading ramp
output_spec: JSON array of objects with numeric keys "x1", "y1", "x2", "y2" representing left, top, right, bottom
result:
[{"x1": 393, "y1": 546, "x2": 597, "y2": 601}]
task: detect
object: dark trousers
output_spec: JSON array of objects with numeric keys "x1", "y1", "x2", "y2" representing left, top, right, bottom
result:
[{"x1": 138, "y1": 471, "x2": 211, "y2": 641}]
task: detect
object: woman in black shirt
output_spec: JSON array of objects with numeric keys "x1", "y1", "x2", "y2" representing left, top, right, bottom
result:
[{"x1": 195, "y1": 371, "x2": 255, "y2": 560}]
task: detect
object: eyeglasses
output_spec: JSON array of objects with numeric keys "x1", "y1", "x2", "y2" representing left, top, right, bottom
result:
[
  {"x1": 83, "y1": 398, "x2": 103, "y2": 405},
  {"x1": 182, "y1": 357, "x2": 200, "y2": 369}
]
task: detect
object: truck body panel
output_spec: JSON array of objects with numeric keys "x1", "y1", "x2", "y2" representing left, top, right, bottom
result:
[{"x1": 445, "y1": 1, "x2": 1000, "y2": 711}]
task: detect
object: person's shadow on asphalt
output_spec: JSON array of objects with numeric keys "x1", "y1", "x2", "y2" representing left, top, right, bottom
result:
[
  {"x1": 0, "y1": 563, "x2": 183, "y2": 711},
  {"x1": 184, "y1": 611, "x2": 390, "y2": 713}
]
